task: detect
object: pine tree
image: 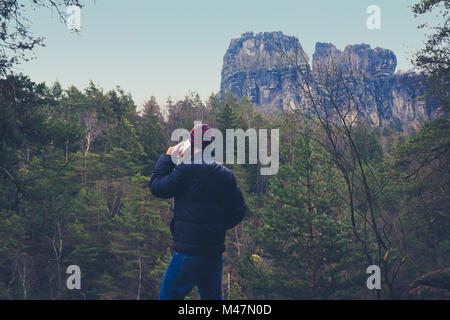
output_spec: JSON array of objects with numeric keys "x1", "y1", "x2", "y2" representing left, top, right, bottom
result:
[
  {"x1": 109, "y1": 174, "x2": 171, "y2": 299},
  {"x1": 138, "y1": 99, "x2": 167, "y2": 176},
  {"x1": 240, "y1": 117, "x2": 356, "y2": 299},
  {"x1": 217, "y1": 104, "x2": 237, "y2": 132}
]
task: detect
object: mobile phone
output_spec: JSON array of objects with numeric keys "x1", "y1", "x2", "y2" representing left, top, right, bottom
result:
[
  {"x1": 179, "y1": 139, "x2": 190, "y2": 156},
  {"x1": 175, "y1": 140, "x2": 191, "y2": 165}
]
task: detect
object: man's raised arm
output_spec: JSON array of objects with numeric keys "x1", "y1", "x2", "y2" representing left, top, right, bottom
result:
[{"x1": 150, "y1": 154, "x2": 187, "y2": 199}]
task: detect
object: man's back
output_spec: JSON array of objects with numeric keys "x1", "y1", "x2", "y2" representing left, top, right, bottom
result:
[{"x1": 150, "y1": 154, "x2": 246, "y2": 256}]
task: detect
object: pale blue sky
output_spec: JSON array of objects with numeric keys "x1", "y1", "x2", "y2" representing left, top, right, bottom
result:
[{"x1": 20, "y1": 0, "x2": 433, "y2": 107}]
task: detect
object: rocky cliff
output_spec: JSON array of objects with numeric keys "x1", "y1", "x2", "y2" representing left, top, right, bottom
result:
[
  {"x1": 220, "y1": 31, "x2": 440, "y2": 131},
  {"x1": 220, "y1": 32, "x2": 305, "y2": 111}
]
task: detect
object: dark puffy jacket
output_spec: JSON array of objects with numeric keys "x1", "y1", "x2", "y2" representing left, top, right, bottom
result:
[{"x1": 149, "y1": 154, "x2": 246, "y2": 256}]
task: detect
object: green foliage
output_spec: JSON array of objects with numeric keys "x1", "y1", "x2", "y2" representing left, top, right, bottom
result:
[
  {"x1": 0, "y1": 75, "x2": 173, "y2": 299},
  {"x1": 217, "y1": 104, "x2": 237, "y2": 132},
  {"x1": 239, "y1": 119, "x2": 357, "y2": 299},
  {"x1": 389, "y1": 116, "x2": 450, "y2": 274},
  {"x1": 412, "y1": 0, "x2": 450, "y2": 113},
  {"x1": 0, "y1": 71, "x2": 448, "y2": 300},
  {"x1": 137, "y1": 99, "x2": 167, "y2": 176}
]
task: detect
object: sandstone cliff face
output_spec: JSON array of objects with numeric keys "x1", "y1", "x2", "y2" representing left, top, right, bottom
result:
[
  {"x1": 220, "y1": 32, "x2": 439, "y2": 131},
  {"x1": 220, "y1": 32, "x2": 305, "y2": 111}
]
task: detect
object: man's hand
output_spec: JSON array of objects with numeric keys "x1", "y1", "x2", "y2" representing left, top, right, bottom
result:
[
  {"x1": 166, "y1": 142, "x2": 183, "y2": 156},
  {"x1": 166, "y1": 146, "x2": 176, "y2": 155}
]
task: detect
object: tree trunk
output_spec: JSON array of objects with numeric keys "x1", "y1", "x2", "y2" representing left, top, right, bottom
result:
[
  {"x1": 137, "y1": 257, "x2": 142, "y2": 300},
  {"x1": 65, "y1": 97, "x2": 72, "y2": 163}
]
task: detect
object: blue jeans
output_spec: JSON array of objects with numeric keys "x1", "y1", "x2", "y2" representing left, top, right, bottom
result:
[{"x1": 159, "y1": 252, "x2": 224, "y2": 300}]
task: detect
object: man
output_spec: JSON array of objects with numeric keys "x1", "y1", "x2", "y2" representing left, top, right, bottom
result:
[{"x1": 149, "y1": 123, "x2": 246, "y2": 300}]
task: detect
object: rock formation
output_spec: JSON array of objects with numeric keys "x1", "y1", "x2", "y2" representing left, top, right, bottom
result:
[{"x1": 220, "y1": 31, "x2": 440, "y2": 131}]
